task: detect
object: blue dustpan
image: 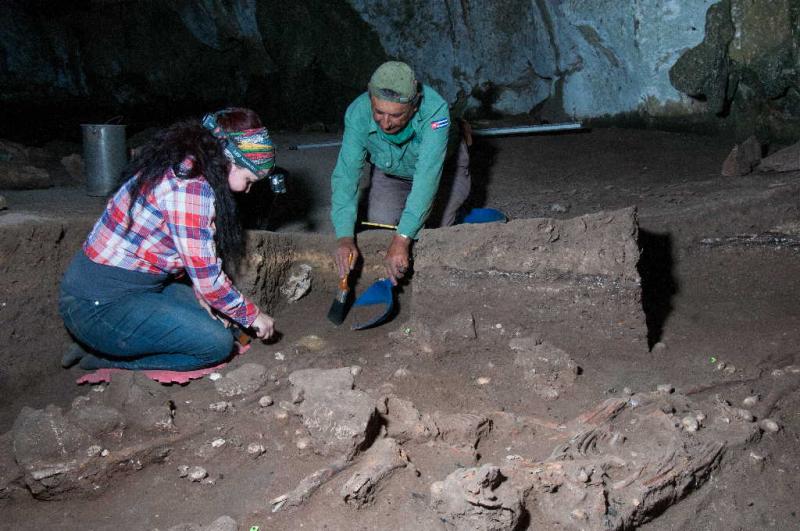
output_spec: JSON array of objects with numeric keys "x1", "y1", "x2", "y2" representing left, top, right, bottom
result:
[
  {"x1": 461, "y1": 207, "x2": 507, "y2": 224},
  {"x1": 351, "y1": 278, "x2": 395, "y2": 330}
]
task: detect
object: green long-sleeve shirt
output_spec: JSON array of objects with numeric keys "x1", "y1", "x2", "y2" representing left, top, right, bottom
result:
[{"x1": 330, "y1": 85, "x2": 450, "y2": 239}]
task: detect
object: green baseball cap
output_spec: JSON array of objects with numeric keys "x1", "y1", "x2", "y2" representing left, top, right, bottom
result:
[{"x1": 368, "y1": 61, "x2": 420, "y2": 105}]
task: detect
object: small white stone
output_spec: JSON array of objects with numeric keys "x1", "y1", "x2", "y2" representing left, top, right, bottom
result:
[
  {"x1": 350, "y1": 365, "x2": 362, "y2": 376},
  {"x1": 760, "y1": 418, "x2": 780, "y2": 433},
  {"x1": 274, "y1": 352, "x2": 285, "y2": 361},
  {"x1": 393, "y1": 368, "x2": 409, "y2": 378},
  {"x1": 622, "y1": 387, "x2": 633, "y2": 395},
  {"x1": 723, "y1": 365, "x2": 737, "y2": 376},
  {"x1": 274, "y1": 410, "x2": 289, "y2": 421},
  {"x1": 784, "y1": 365, "x2": 800, "y2": 374},
  {"x1": 735, "y1": 409, "x2": 754, "y2": 422},
  {"x1": 258, "y1": 395, "x2": 274, "y2": 407},
  {"x1": 494, "y1": 323, "x2": 503, "y2": 329},
  {"x1": 715, "y1": 361, "x2": 727, "y2": 371},
  {"x1": 247, "y1": 443, "x2": 266, "y2": 456},
  {"x1": 656, "y1": 384, "x2": 674, "y2": 394},
  {"x1": 652, "y1": 342, "x2": 667, "y2": 352},
  {"x1": 177, "y1": 465, "x2": 190, "y2": 477},
  {"x1": 576, "y1": 468, "x2": 590, "y2": 483},
  {"x1": 209, "y1": 372, "x2": 222, "y2": 381},
  {"x1": 681, "y1": 416, "x2": 699, "y2": 432},
  {"x1": 208, "y1": 401, "x2": 231, "y2": 412},
  {"x1": 771, "y1": 369, "x2": 785, "y2": 378},
  {"x1": 92, "y1": 386, "x2": 106, "y2": 393},
  {"x1": 188, "y1": 466, "x2": 208, "y2": 482},
  {"x1": 749, "y1": 451, "x2": 766, "y2": 462},
  {"x1": 694, "y1": 411, "x2": 706, "y2": 423},
  {"x1": 211, "y1": 438, "x2": 226, "y2": 448},
  {"x1": 296, "y1": 437, "x2": 311, "y2": 450},
  {"x1": 742, "y1": 396, "x2": 759, "y2": 407},
  {"x1": 476, "y1": 377, "x2": 491, "y2": 385},
  {"x1": 100, "y1": 449, "x2": 109, "y2": 457},
  {"x1": 87, "y1": 445, "x2": 103, "y2": 457},
  {"x1": 505, "y1": 455, "x2": 523, "y2": 461}
]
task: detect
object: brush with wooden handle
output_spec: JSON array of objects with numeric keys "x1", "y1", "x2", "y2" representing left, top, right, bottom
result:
[{"x1": 327, "y1": 252, "x2": 353, "y2": 325}]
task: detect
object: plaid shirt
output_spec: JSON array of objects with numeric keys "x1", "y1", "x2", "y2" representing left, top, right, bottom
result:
[{"x1": 83, "y1": 167, "x2": 259, "y2": 327}]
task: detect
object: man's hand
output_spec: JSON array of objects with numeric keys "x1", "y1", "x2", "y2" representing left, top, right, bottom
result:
[
  {"x1": 335, "y1": 237, "x2": 360, "y2": 278},
  {"x1": 384, "y1": 234, "x2": 412, "y2": 285},
  {"x1": 251, "y1": 312, "x2": 275, "y2": 340}
]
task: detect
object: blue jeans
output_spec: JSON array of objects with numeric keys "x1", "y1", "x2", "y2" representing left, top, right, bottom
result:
[{"x1": 59, "y1": 282, "x2": 234, "y2": 371}]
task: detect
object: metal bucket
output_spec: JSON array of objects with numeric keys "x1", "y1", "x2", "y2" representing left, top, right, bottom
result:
[{"x1": 81, "y1": 123, "x2": 127, "y2": 196}]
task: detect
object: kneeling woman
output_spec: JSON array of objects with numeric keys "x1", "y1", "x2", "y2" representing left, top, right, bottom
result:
[{"x1": 60, "y1": 108, "x2": 275, "y2": 371}]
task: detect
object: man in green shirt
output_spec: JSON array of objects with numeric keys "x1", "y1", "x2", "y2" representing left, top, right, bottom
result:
[{"x1": 331, "y1": 61, "x2": 471, "y2": 285}]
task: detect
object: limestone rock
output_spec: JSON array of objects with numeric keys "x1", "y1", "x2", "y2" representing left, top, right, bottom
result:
[
  {"x1": 12, "y1": 405, "x2": 95, "y2": 469},
  {"x1": 280, "y1": 263, "x2": 312, "y2": 302},
  {"x1": 288, "y1": 368, "x2": 379, "y2": 460},
  {"x1": 214, "y1": 363, "x2": 268, "y2": 397},
  {"x1": 431, "y1": 412, "x2": 493, "y2": 450},
  {"x1": 721, "y1": 136, "x2": 762, "y2": 176},
  {"x1": 378, "y1": 395, "x2": 491, "y2": 450},
  {"x1": 509, "y1": 337, "x2": 580, "y2": 400},
  {"x1": 103, "y1": 372, "x2": 175, "y2": 431},
  {"x1": 668, "y1": 1, "x2": 734, "y2": 114},
  {"x1": 0, "y1": 161, "x2": 51, "y2": 189},
  {"x1": 60, "y1": 153, "x2": 84, "y2": 182},
  {"x1": 760, "y1": 142, "x2": 800, "y2": 173},
  {"x1": 430, "y1": 464, "x2": 523, "y2": 531},
  {"x1": 67, "y1": 404, "x2": 126, "y2": 438},
  {"x1": 377, "y1": 395, "x2": 435, "y2": 443},
  {"x1": 0, "y1": 139, "x2": 29, "y2": 162},
  {"x1": 341, "y1": 437, "x2": 409, "y2": 507}
]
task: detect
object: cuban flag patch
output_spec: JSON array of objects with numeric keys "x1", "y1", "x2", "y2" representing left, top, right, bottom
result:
[{"x1": 430, "y1": 117, "x2": 449, "y2": 130}]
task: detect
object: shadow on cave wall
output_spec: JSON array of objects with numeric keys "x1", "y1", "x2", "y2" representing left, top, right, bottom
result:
[
  {"x1": 0, "y1": 0, "x2": 387, "y2": 145},
  {"x1": 637, "y1": 229, "x2": 678, "y2": 349}
]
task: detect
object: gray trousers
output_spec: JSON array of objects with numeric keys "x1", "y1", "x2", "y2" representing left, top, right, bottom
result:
[{"x1": 366, "y1": 140, "x2": 471, "y2": 228}]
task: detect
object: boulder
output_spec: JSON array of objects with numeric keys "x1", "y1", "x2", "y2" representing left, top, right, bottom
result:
[
  {"x1": 214, "y1": 363, "x2": 268, "y2": 398},
  {"x1": 431, "y1": 464, "x2": 523, "y2": 531},
  {"x1": 721, "y1": 135, "x2": 762, "y2": 176},
  {"x1": 0, "y1": 161, "x2": 51, "y2": 189},
  {"x1": 288, "y1": 368, "x2": 380, "y2": 460},
  {"x1": 341, "y1": 437, "x2": 409, "y2": 507},
  {"x1": 760, "y1": 142, "x2": 800, "y2": 173}
]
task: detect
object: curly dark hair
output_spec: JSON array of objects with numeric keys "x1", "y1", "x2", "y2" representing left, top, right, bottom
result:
[{"x1": 119, "y1": 108, "x2": 263, "y2": 277}]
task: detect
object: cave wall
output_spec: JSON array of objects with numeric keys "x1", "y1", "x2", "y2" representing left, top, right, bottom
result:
[
  {"x1": 0, "y1": 0, "x2": 797, "y2": 143},
  {"x1": 0, "y1": 0, "x2": 386, "y2": 142}
]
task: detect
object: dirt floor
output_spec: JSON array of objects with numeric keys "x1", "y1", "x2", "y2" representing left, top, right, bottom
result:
[{"x1": 1, "y1": 127, "x2": 799, "y2": 530}]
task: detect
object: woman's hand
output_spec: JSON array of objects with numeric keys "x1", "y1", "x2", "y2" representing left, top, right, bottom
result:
[
  {"x1": 334, "y1": 237, "x2": 359, "y2": 278},
  {"x1": 251, "y1": 312, "x2": 275, "y2": 340},
  {"x1": 384, "y1": 234, "x2": 411, "y2": 285}
]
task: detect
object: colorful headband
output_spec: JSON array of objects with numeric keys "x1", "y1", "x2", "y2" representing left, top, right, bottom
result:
[{"x1": 202, "y1": 110, "x2": 275, "y2": 178}]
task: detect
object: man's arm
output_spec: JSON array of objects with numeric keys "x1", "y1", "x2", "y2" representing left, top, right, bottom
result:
[{"x1": 331, "y1": 98, "x2": 370, "y2": 239}]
